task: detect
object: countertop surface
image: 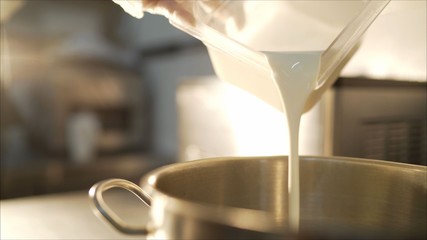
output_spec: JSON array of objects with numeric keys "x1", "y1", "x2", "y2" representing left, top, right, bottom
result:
[{"x1": 1, "y1": 189, "x2": 149, "y2": 239}]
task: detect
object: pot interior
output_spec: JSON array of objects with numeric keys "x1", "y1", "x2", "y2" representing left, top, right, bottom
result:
[{"x1": 146, "y1": 156, "x2": 426, "y2": 239}]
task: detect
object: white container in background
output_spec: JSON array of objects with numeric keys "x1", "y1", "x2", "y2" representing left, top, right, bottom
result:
[{"x1": 67, "y1": 111, "x2": 100, "y2": 164}]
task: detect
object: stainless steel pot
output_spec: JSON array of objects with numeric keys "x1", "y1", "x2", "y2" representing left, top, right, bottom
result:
[{"x1": 89, "y1": 156, "x2": 427, "y2": 239}]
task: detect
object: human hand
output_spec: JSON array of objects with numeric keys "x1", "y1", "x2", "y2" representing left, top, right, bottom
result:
[{"x1": 112, "y1": 0, "x2": 223, "y2": 25}]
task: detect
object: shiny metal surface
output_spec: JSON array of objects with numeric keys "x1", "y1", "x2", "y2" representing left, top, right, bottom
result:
[
  {"x1": 89, "y1": 179, "x2": 152, "y2": 234},
  {"x1": 90, "y1": 156, "x2": 427, "y2": 239}
]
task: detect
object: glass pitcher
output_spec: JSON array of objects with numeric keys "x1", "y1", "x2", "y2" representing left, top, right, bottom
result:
[{"x1": 116, "y1": 0, "x2": 390, "y2": 111}]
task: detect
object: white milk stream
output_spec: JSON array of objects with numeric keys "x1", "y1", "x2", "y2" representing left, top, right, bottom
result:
[
  {"x1": 208, "y1": 7, "x2": 329, "y2": 230},
  {"x1": 204, "y1": 3, "x2": 338, "y2": 230},
  {"x1": 210, "y1": 47, "x2": 322, "y2": 232},
  {"x1": 264, "y1": 51, "x2": 322, "y2": 232}
]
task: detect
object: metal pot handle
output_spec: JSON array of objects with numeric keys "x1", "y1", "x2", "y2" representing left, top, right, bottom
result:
[{"x1": 88, "y1": 178, "x2": 152, "y2": 235}]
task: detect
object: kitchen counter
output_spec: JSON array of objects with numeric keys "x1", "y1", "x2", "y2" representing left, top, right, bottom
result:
[
  {"x1": 1, "y1": 189, "x2": 150, "y2": 239},
  {"x1": 1, "y1": 154, "x2": 172, "y2": 199}
]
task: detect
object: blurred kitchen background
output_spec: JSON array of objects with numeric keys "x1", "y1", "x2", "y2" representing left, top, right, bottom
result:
[{"x1": 1, "y1": 0, "x2": 426, "y2": 199}]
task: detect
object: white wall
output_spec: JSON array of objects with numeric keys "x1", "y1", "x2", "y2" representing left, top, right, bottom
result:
[{"x1": 342, "y1": 0, "x2": 426, "y2": 81}]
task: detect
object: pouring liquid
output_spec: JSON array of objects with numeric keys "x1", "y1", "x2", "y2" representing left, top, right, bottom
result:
[
  {"x1": 206, "y1": 2, "x2": 334, "y2": 233},
  {"x1": 209, "y1": 35, "x2": 324, "y2": 233},
  {"x1": 220, "y1": 6, "x2": 327, "y2": 232},
  {"x1": 264, "y1": 51, "x2": 321, "y2": 232}
]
